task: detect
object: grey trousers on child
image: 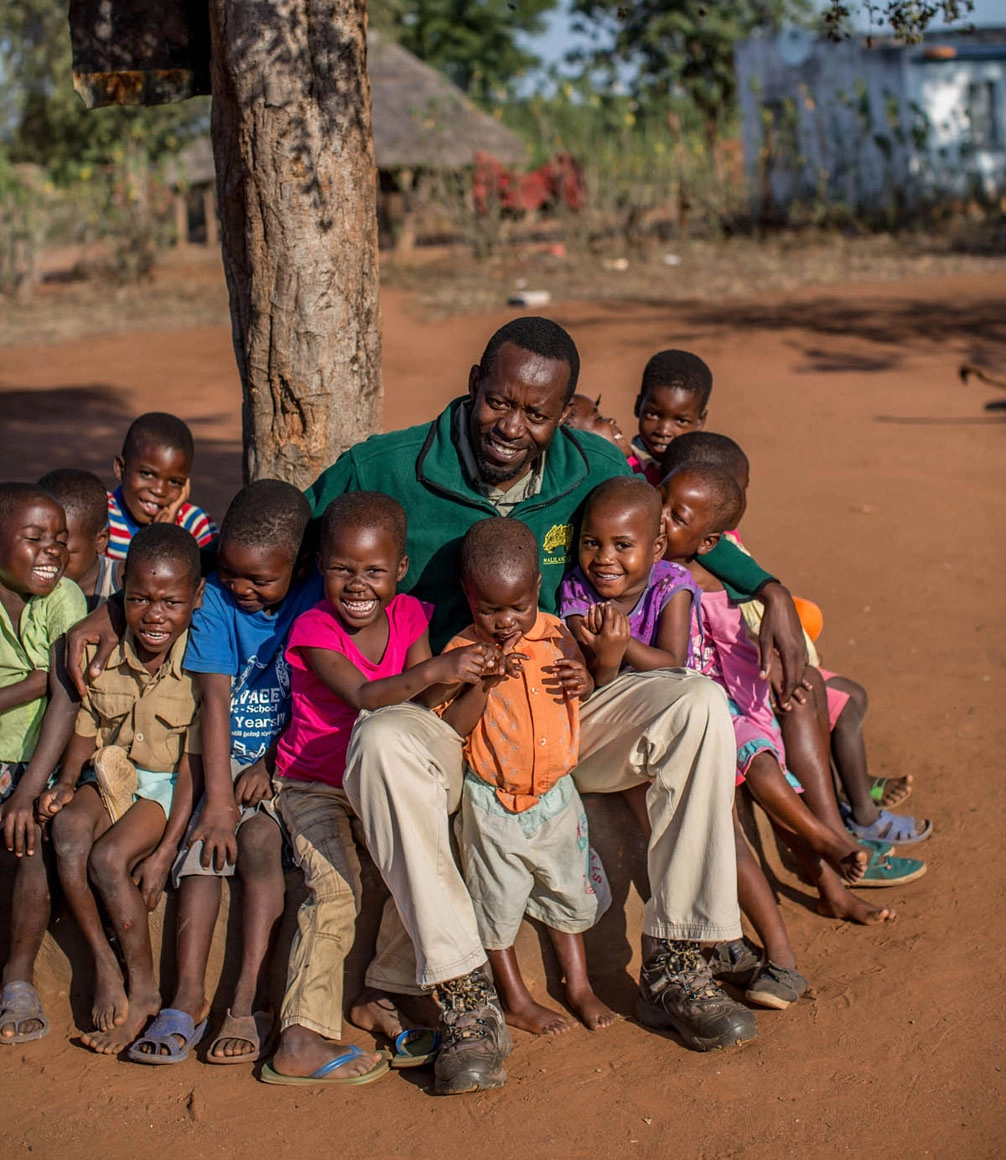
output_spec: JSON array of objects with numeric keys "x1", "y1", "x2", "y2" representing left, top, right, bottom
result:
[{"x1": 343, "y1": 667, "x2": 741, "y2": 994}]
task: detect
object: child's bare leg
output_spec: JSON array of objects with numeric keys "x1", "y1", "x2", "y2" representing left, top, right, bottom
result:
[
  {"x1": 745, "y1": 752, "x2": 867, "y2": 884},
  {"x1": 777, "y1": 678, "x2": 851, "y2": 836},
  {"x1": 81, "y1": 800, "x2": 166, "y2": 1054},
  {"x1": 51, "y1": 785, "x2": 125, "y2": 1031},
  {"x1": 733, "y1": 807, "x2": 795, "y2": 969},
  {"x1": 548, "y1": 930, "x2": 615, "y2": 1030},
  {"x1": 775, "y1": 825, "x2": 894, "y2": 926},
  {"x1": 488, "y1": 946, "x2": 572, "y2": 1035},
  {"x1": 0, "y1": 836, "x2": 51, "y2": 1041},
  {"x1": 210, "y1": 813, "x2": 285, "y2": 1059},
  {"x1": 621, "y1": 782, "x2": 652, "y2": 840},
  {"x1": 159, "y1": 874, "x2": 220, "y2": 1049}
]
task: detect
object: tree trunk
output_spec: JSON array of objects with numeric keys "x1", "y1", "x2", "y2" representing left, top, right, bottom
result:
[{"x1": 209, "y1": 0, "x2": 382, "y2": 487}]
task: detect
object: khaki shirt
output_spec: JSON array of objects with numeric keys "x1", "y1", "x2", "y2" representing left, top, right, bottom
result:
[{"x1": 76, "y1": 630, "x2": 200, "y2": 772}]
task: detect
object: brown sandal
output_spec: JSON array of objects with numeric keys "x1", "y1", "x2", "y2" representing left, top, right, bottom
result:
[{"x1": 207, "y1": 1009, "x2": 273, "y2": 1064}]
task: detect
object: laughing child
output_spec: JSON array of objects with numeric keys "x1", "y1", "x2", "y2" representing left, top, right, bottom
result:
[
  {"x1": 262, "y1": 491, "x2": 492, "y2": 1086},
  {"x1": 0, "y1": 483, "x2": 85, "y2": 1045},
  {"x1": 38, "y1": 468, "x2": 118, "y2": 608},
  {"x1": 106, "y1": 412, "x2": 217, "y2": 560},
  {"x1": 39, "y1": 524, "x2": 204, "y2": 1057},
  {"x1": 439, "y1": 516, "x2": 614, "y2": 1037}
]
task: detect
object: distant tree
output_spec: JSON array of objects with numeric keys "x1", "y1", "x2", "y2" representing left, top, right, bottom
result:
[
  {"x1": 377, "y1": 0, "x2": 557, "y2": 102},
  {"x1": 822, "y1": 0, "x2": 974, "y2": 41}
]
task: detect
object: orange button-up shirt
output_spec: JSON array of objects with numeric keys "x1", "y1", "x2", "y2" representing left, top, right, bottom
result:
[{"x1": 439, "y1": 613, "x2": 582, "y2": 813}]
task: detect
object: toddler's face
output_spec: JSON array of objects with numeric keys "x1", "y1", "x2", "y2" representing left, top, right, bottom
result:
[
  {"x1": 0, "y1": 497, "x2": 68, "y2": 598},
  {"x1": 115, "y1": 441, "x2": 191, "y2": 526},
  {"x1": 123, "y1": 557, "x2": 203, "y2": 660},
  {"x1": 565, "y1": 395, "x2": 631, "y2": 459},
  {"x1": 217, "y1": 539, "x2": 296, "y2": 614},
  {"x1": 660, "y1": 475, "x2": 720, "y2": 562},
  {"x1": 463, "y1": 569, "x2": 540, "y2": 651},
  {"x1": 319, "y1": 524, "x2": 407, "y2": 631},
  {"x1": 578, "y1": 499, "x2": 664, "y2": 605},
  {"x1": 635, "y1": 385, "x2": 707, "y2": 462}
]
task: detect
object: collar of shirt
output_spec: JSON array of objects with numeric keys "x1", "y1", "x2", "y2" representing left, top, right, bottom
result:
[
  {"x1": 106, "y1": 629, "x2": 188, "y2": 683},
  {"x1": 453, "y1": 400, "x2": 547, "y2": 512},
  {"x1": 521, "y1": 611, "x2": 565, "y2": 646}
]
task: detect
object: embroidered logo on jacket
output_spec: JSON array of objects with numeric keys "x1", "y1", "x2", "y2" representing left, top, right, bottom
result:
[{"x1": 543, "y1": 523, "x2": 573, "y2": 557}]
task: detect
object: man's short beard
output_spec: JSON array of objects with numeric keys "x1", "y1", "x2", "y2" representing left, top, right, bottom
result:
[{"x1": 473, "y1": 441, "x2": 532, "y2": 487}]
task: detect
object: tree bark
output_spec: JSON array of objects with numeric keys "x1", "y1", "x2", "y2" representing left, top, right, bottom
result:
[{"x1": 209, "y1": 0, "x2": 382, "y2": 487}]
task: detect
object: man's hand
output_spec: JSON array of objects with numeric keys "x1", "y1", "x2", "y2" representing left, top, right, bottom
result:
[
  {"x1": 234, "y1": 761, "x2": 272, "y2": 808},
  {"x1": 186, "y1": 800, "x2": 240, "y2": 872},
  {"x1": 546, "y1": 657, "x2": 592, "y2": 701},
  {"x1": 36, "y1": 783, "x2": 75, "y2": 823},
  {"x1": 156, "y1": 478, "x2": 191, "y2": 525},
  {"x1": 65, "y1": 602, "x2": 121, "y2": 699},
  {"x1": 0, "y1": 790, "x2": 41, "y2": 856},
  {"x1": 758, "y1": 582, "x2": 809, "y2": 708},
  {"x1": 132, "y1": 848, "x2": 174, "y2": 910}
]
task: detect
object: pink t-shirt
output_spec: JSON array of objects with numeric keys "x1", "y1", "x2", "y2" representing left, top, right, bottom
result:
[{"x1": 274, "y1": 593, "x2": 433, "y2": 787}]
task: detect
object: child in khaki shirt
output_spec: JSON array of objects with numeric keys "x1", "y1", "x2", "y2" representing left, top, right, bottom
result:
[{"x1": 38, "y1": 524, "x2": 204, "y2": 1059}]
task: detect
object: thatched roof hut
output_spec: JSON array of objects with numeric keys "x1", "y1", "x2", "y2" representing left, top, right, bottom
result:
[{"x1": 368, "y1": 31, "x2": 525, "y2": 169}]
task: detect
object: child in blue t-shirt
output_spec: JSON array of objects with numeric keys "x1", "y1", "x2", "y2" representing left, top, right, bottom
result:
[{"x1": 141, "y1": 481, "x2": 322, "y2": 1065}]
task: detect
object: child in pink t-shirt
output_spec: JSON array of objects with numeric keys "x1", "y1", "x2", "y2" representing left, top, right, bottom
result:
[{"x1": 264, "y1": 492, "x2": 491, "y2": 1087}]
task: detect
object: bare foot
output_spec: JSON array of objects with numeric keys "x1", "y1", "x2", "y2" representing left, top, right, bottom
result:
[
  {"x1": 565, "y1": 984, "x2": 617, "y2": 1030},
  {"x1": 270, "y1": 1024, "x2": 384, "y2": 1079},
  {"x1": 876, "y1": 775, "x2": 913, "y2": 808},
  {"x1": 347, "y1": 988, "x2": 405, "y2": 1042},
  {"x1": 91, "y1": 962, "x2": 128, "y2": 1032},
  {"x1": 81, "y1": 992, "x2": 159, "y2": 1055},
  {"x1": 817, "y1": 888, "x2": 895, "y2": 926},
  {"x1": 503, "y1": 996, "x2": 573, "y2": 1036},
  {"x1": 820, "y1": 830, "x2": 869, "y2": 886}
]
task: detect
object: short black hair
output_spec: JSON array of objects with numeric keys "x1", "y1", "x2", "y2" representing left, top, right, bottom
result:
[
  {"x1": 122, "y1": 412, "x2": 195, "y2": 466},
  {"x1": 0, "y1": 482, "x2": 61, "y2": 529},
  {"x1": 660, "y1": 431, "x2": 749, "y2": 484},
  {"x1": 220, "y1": 479, "x2": 311, "y2": 562},
  {"x1": 37, "y1": 469, "x2": 109, "y2": 538},
  {"x1": 320, "y1": 491, "x2": 407, "y2": 560},
  {"x1": 663, "y1": 465, "x2": 743, "y2": 534},
  {"x1": 637, "y1": 350, "x2": 713, "y2": 411},
  {"x1": 478, "y1": 316, "x2": 580, "y2": 403},
  {"x1": 460, "y1": 517, "x2": 539, "y2": 590},
  {"x1": 583, "y1": 475, "x2": 663, "y2": 539},
  {"x1": 124, "y1": 523, "x2": 201, "y2": 588}
]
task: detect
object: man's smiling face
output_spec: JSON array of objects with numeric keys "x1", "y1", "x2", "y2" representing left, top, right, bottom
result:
[{"x1": 468, "y1": 341, "x2": 572, "y2": 488}]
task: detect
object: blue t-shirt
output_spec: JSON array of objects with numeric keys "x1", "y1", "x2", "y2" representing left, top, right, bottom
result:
[{"x1": 184, "y1": 571, "x2": 324, "y2": 765}]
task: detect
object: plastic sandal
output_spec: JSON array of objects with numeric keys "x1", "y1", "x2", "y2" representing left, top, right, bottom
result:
[
  {"x1": 870, "y1": 776, "x2": 913, "y2": 808},
  {"x1": 855, "y1": 850, "x2": 927, "y2": 888},
  {"x1": 260, "y1": 1044, "x2": 390, "y2": 1086},
  {"x1": 387, "y1": 1027, "x2": 440, "y2": 1069},
  {"x1": 127, "y1": 1008, "x2": 208, "y2": 1065},
  {"x1": 0, "y1": 981, "x2": 50, "y2": 1045},
  {"x1": 207, "y1": 1009, "x2": 272, "y2": 1064},
  {"x1": 841, "y1": 803, "x2": 932, "y2": 846}
]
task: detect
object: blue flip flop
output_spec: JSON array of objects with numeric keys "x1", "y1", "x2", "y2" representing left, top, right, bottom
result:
[
  {"x1": 260, "y1": 1044, "x2": 390, "y2": 1086},
  {"x1": 385, "y1": 1028, "x2": 441, "y2": 1069},
  {"x1": 127, "y1": 1008, "x2": 208, "y2": 1065}
]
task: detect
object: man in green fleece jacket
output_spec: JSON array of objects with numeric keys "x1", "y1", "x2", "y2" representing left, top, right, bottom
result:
[{"x1": 296, "y1": 317, "x2": 808, "y2": 1096}]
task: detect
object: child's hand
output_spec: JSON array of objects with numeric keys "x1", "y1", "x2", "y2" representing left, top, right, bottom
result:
[
  {"x1": 0, "y1": 789, "x2": 41, "y2": 857},
  {"x1": 579, "y1": 602, "x2": 630, "y2": 668},
  {"x1": 234, "y1": 760, "x2": 273, "y2": 808},
  {"x1": 156, "y1": 477, "x2": 191, "y2": 525},
  {"x1": 481, "y1": 649, "x2": 526, "y2": 689},
  {"x1": 187, "y1": 800, "x2": 240, "y2": 872},
  {"x1": 545, "y1": 657, "x2": 592, "y2": 701},
  {"x1": 433, "y1": 643, "x2": 495, "y2": 686},
  {"x1": 132, "y1": 849, "x2": 173, "y2": 911},
  {"x1": 36, "y1": 783, "x2": 75, "y2": 822}
]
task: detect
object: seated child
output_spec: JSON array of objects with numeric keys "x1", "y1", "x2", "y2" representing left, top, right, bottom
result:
[
  {"x1": 661, "y1": 464, "x2": 922, "y2": 936},
  {"x1": 661, "y1": 432, "x2": 926, "y2": 842},
  {"x1": 263, "y1": 491, "x2": 491, "y2": 1086},
  {"x1": 155, "y1": 480, "x2": 320, "y2": 1065},
  {"x1": 563, "y1": 394, "x2": 638, "y2": 468},
  {"x1": 106, "y1": 412, "x2": 218, "y2": 560},
  {"x1": 38, "y1": 468, "x2": 118, "y2": 609},
  {"x1": 0, "y1": 483, "x2": 86, "y2": 1045},
  {"x1": 438, "y1": 516, "x2": 614, "y2": 1037},
  {"x1": 38, "y1": 524, "x2": 204, "y2": 1057},
  {"x1": 630, "y1": 349, "x2": 711, "y2": 484}
]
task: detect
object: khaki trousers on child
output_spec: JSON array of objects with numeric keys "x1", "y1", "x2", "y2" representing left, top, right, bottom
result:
[{"x1": 343, "y1": 667, "x2": 741, "y2": 994}]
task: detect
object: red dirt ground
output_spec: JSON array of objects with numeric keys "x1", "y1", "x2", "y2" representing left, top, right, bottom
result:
[{"x1": 1, "y1": 272, "x2": 1004, "y2": 1159}]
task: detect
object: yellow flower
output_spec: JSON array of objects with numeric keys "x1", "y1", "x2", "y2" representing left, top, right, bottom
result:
[{"x1": 625, "y1": 112, "x2": 636, "y2": 126}]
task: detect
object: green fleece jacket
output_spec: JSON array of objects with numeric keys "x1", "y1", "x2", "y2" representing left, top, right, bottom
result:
[{"x1": 305, "y1": 398, "x2": 772, "y2": 649}]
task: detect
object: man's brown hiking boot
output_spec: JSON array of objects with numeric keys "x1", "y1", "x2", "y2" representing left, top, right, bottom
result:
[
  {"x1": 637, "y1": 939, "x2": 758, "y2": 1052},
  {"x1": 432, "y1": 966, "x2": 512, "y2": 1096}
]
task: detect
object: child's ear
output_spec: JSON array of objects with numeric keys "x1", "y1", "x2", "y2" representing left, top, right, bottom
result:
[
  {"x1": 95, "y1": 525, "x2": 110, "y2": 556},
  {"x1": 633, "y1": 392, "x2": 643, "y2": 418},
  {"x1": 696, "y1": 410, "x2": 708, "y2": 430},
  {"x1": 695, "y1": 531, "x2": 721, "y2": 557},
  {"x1": 396, "y1": 554, "x2": 409, "y2": 583},
  {"x1": 467, "y1": 364, "x2": 481, "y2": 399},
  {"x1": 192, "y1": 577, "x2": 206, "y2": 610},
  {"x1": 113, "y1": 456, "x2": 125, "y2": 483},
  {"x1": 652, "y1": 531, "x2": 667, "y2": 563}
]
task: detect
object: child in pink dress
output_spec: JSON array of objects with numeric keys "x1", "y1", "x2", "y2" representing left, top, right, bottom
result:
[{"x1": 262, "y1": 492, "x2": 492, "y2": 1087}]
